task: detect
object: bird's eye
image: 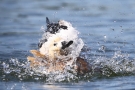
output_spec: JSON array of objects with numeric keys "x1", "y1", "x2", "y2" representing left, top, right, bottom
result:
[{"x1": 54, "y1": 43, "x2": 57, "y2": 46}]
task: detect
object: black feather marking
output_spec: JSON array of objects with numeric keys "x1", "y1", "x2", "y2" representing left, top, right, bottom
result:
[
  {"x1": 61, "y1": 41, "x2": 73, "y2": 49},
  {"x1": 46, "y1": 17, "x2": 50, "y2": 25},
  {"x1": 60, "y1": 25, "x2": 68, "y2": 29}
]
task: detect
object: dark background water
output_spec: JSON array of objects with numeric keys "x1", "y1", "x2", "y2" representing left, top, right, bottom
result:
[{"x1": 0, "y1": 0, "x2": 135, "y2": 90}]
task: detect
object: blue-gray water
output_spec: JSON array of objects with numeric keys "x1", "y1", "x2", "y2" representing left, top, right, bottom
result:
[{"x1": 0, "y1": 0, "x2": 135, "y2": 90}]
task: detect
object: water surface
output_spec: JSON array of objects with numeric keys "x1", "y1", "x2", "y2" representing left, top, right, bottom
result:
[{"x1": 0, "y1": 0, "x2": 135, "y2": 90}]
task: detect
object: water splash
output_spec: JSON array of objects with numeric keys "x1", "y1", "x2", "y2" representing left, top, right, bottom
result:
[
  {"x1": 1, "y1": 20, "x2": 135, "y2": 82},
  {"x1": 92, "y1": 50, "x2": 135, "y2": 77},
  {"x1": 0, "y1": 49, "x2": 135, "y2": 82},
  {"x1": 0, "y1": 58, "x2": 79, "y2": 82}
]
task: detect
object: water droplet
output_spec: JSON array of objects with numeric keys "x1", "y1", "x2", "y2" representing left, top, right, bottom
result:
[
  {"x1": 112, "y1": 29, "x2": 115, "y2": 31},
  {"x1": 34, "y1": 77, "x2": 39, "y2": 80},
  {"x1": 99, "y1": 45, "x2": 106, "y2": 52},
  {"x1": 18, "y1": 75, "x2": 21, "y2": 78},
  {"x1": 104, "y1": 35, "x2": 107, "y2": 42},
  {"x1": 97, "y1": 42, "x2": 100, "y2": 45},
  {"x1": 41, "y1": 26, "x2": 45, "y2": 31},
  {"x1": 104, "y1": 35, "x2": 107, "y2": 39},
  {"x1": 121, "y1": 29, "x2": 124, "y2": 33}
]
